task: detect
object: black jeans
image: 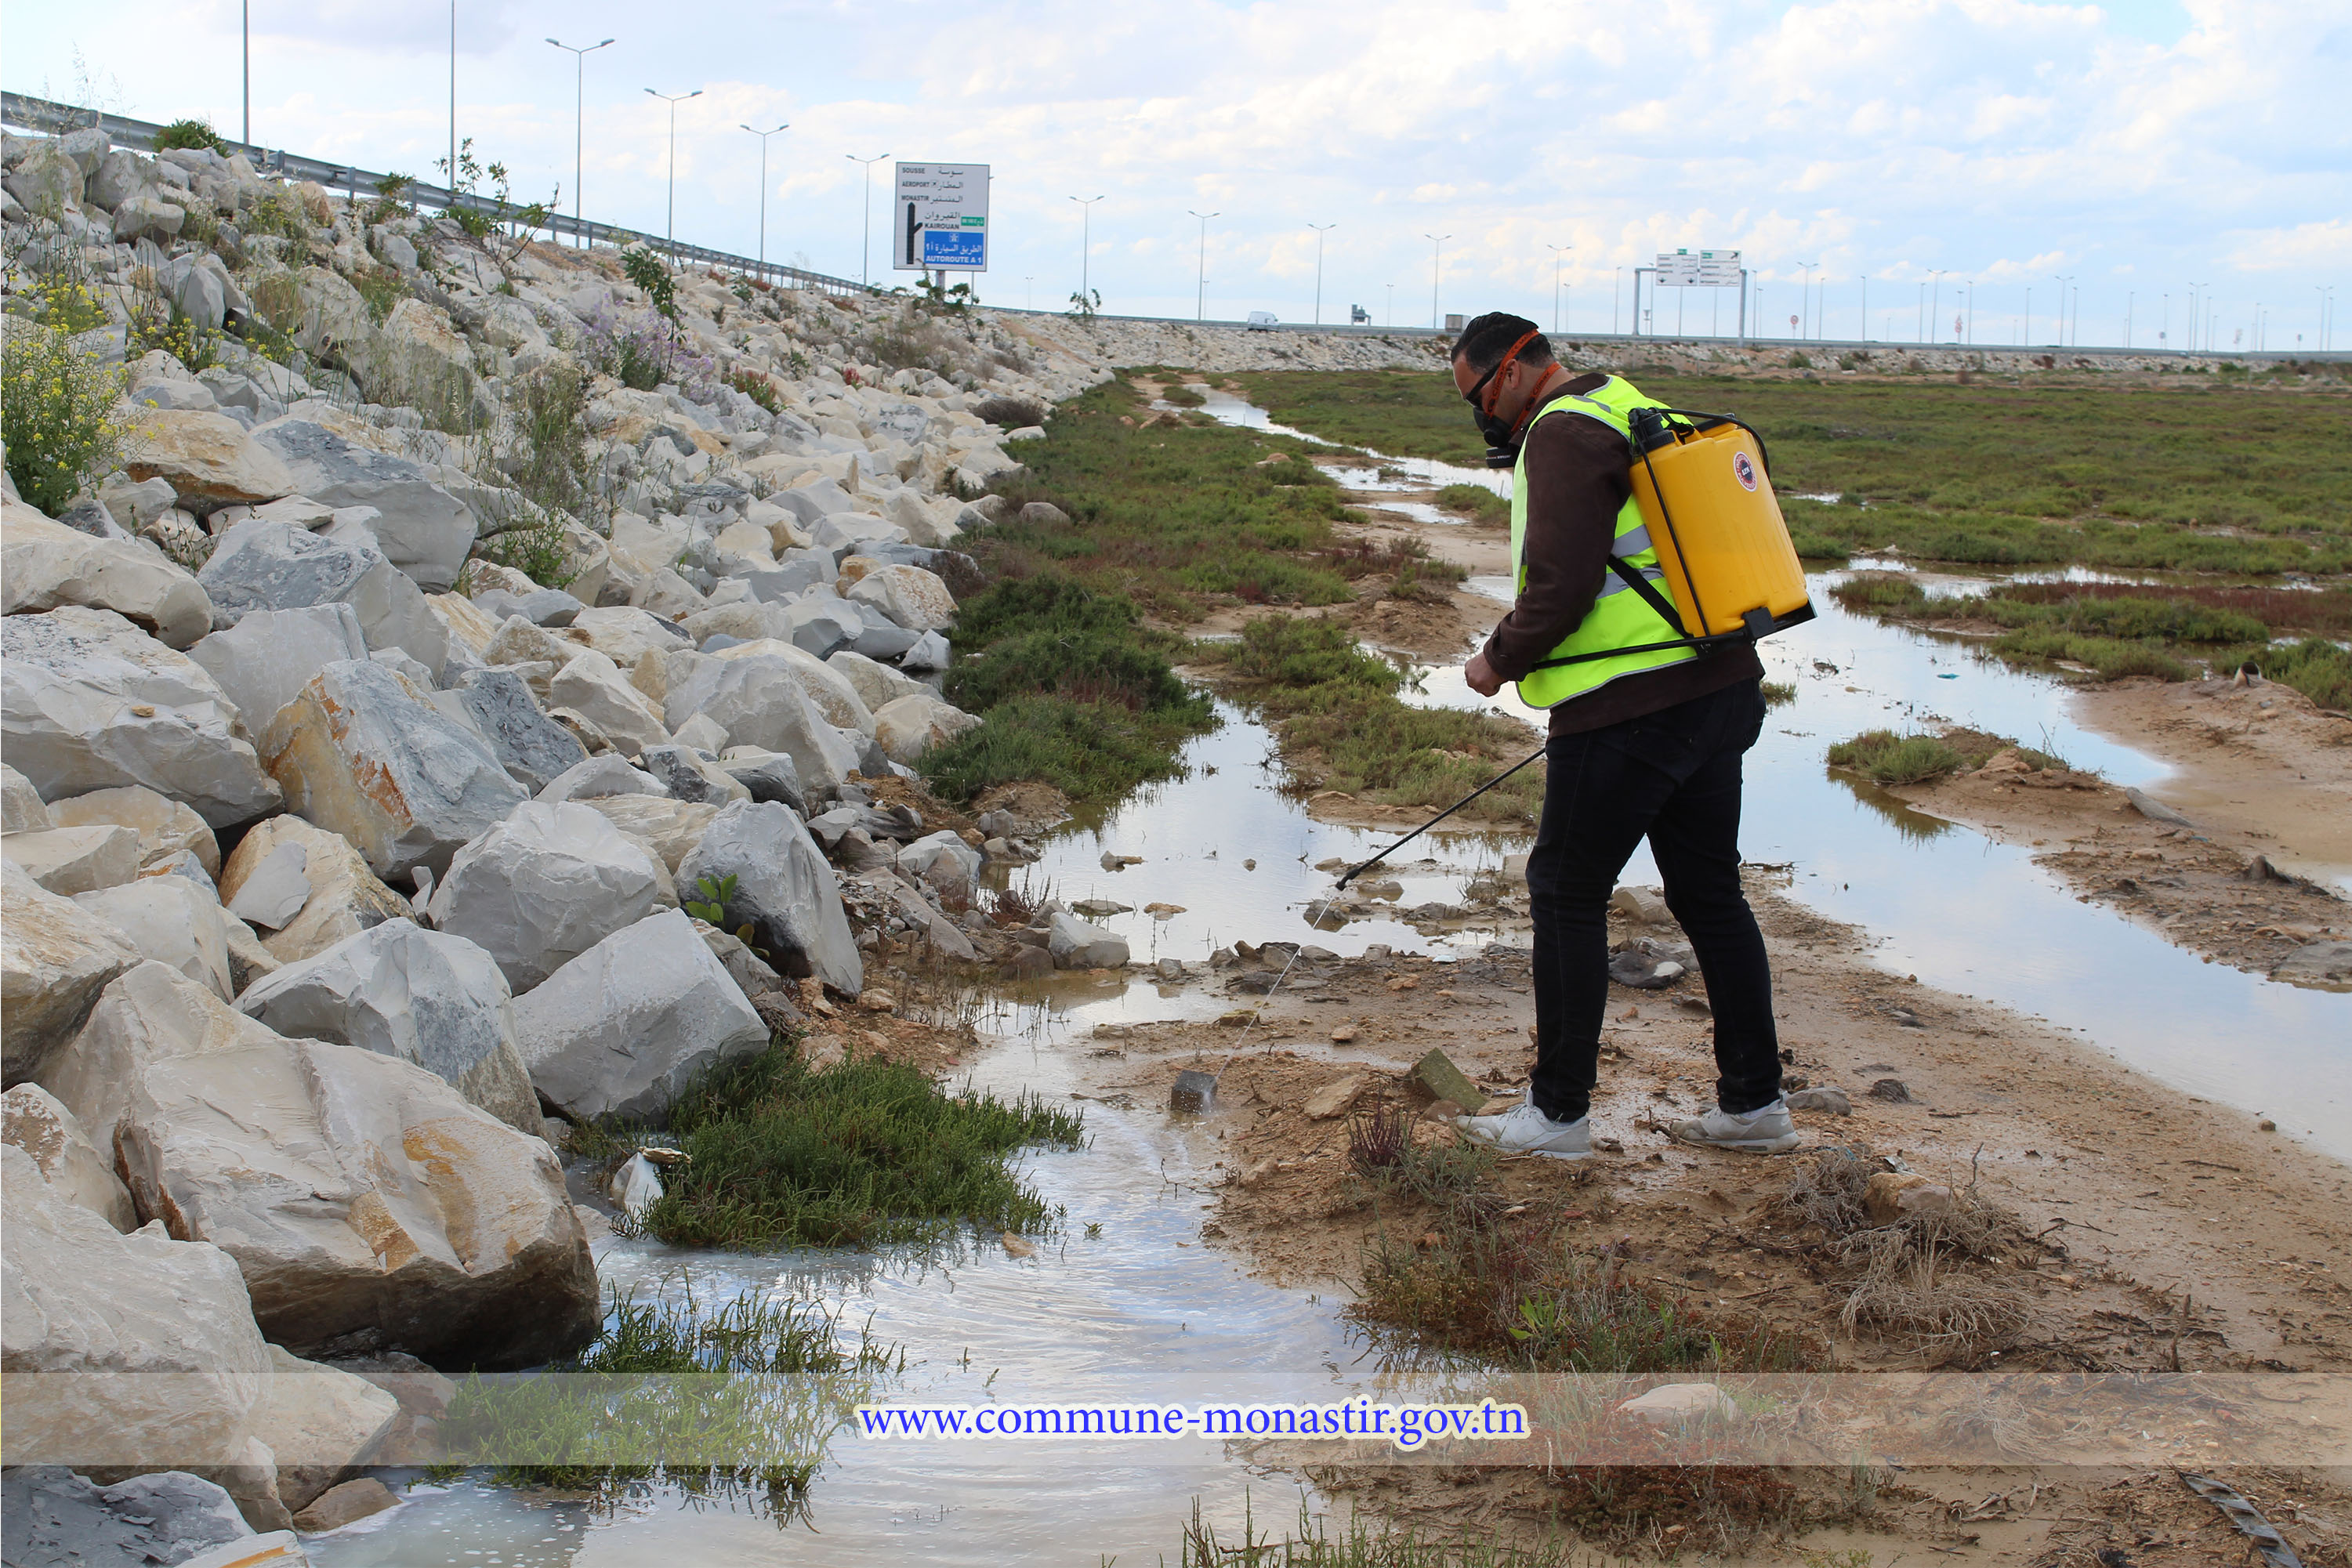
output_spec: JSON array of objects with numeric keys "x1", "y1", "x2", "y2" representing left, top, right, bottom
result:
[{"x1": 1525, "y1": 678, "x2": 1781, "y2": 1123}]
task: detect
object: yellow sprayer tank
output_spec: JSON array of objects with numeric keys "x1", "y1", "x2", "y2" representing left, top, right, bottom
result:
[{"x1": 1627, "y1": 412, "x2": 1813, "y2": 642}]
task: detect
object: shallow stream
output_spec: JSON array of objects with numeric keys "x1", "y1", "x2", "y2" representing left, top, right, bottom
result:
[{"x1": 313, "y1": 391, "x2": 2347, "y2": 1563}]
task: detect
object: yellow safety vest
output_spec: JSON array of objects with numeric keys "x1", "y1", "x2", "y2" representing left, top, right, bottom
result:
[{"x1": 1507, "y1": 375, "x2": 1699, "y2": 708}]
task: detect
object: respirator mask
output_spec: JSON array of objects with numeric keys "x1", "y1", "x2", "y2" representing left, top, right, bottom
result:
[{"x1": 1462, "y1": 329, "x2": 1545, "y2": 468}]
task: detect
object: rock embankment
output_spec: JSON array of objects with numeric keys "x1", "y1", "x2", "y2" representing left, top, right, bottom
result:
[{"x1": 0, "y1": 121, "x2": 1133, "y2": 1545}]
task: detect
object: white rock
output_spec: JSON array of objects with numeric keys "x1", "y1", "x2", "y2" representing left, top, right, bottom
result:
[
  {"x1": 249, "y1": 418, "x2": 477, "y2": 592},
  {"x1": 118, "y1": 407, "x2": 295, "y2": 511},
  {"x1": 3, "y1": 510, "x2": 216, "y2": 648},
  {"x1": 2, "y1": 761, "x2": 53, "y2": 833},
  {"x1": 47, "y1": 783, "x2": 222, "y2": 877},
  {"x1": 480, "y1": 613, "x2": 584, "y2": 670},
  {"x1": 576, "y1": 795, "x2": 719, "y2": 873},
  {"x1": 513, "y1": 907, "x2": 768, "y2": 1123},
  {"x1": 2, "y1": 823, "x2": 141, "y2": 895},
  {"x1": 897, "y1": 829, "x2": 983, "y2": 899},
  {"x1": 847, "y1": 564, "x2": 957, "y2": 632},
  {"x1": 234, "y1": 920, "x2": 543, "y2": 1135},
  {"x1": 665, "y1": 655, "x2": 861, "y2": 798},
  {"x1": 187, "y1": 603, "x2": 370, "y2": 737},
  {"x1": 1, "y1": 607, "x2": 284, "y2": 828},
  {"x1": 257, "y1": 660, "x2": 528, "y2": 882},
  {"x1": 873, "y1": 692, "x2": 981, "y2": 765},
  {"x1": 671, "y1": 712, "x2": 731, "y2": 753},
  {"x1": 214, "y1": 817, "x2": 412, "y2": 964},
  {"x1": 37, "y1": 960, "x2": 284, "y2": 1151},
  {"x1": 426, "y1": 802, "x2": 665, "y2": 993},
  {"x1": 826, "y1": 649, "x2": 930, "y2": 714},
  {"x1": 2, "y1": 1082, "x2": 136, "y2": 1231},
  {"x1": 1615, "y1": 1382, "x2": 1740, "y2": 1423},
  {"x1": 1048, "y1": 910, "x2": 1129, "y2": 970},
  {"x1": 74, "y1": 875, "x2": 236, "y2": 999},
  {"x1": 677, "y1": 801, "x2": 863, "y2": 994},
  {"x1": 197, "y1": 520, "x2": 448, "y2": 676},
  {"x1": 636, "y1": 744, "x2": 753, "y2": 807},
  {"x1": 569, "y1": 606, "x2": 690, "y2": 668},
  {"x1": 550, "y1": 649, "x2": 670, "y2": 758},
  {"x1": 114, "y1": 1037, "x2": 597, "y2": 1367},
  {"x1": 535, "y1": 753, "x2": 669, "y2": 803},
  {"x1": 708, "y1": 638, "x2": 875, "y2": 734},
  {"x1": 225, "y1": 840, "x2": 313, "y2": 930}
]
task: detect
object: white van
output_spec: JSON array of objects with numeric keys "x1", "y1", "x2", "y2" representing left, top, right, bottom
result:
[{"x1": 1245, "y1": 311, "x2": 1278, "y2": 330}]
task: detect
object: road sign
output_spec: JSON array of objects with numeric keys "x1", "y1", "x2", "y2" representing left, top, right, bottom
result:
[
  {"x1": 893, "y1": 162, "x2": 990, "y2": 272},
  {"x1": 1655, "y1": 248, "x2": 1741, "y2": 287}
]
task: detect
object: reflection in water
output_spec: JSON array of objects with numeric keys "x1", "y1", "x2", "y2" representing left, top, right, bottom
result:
[
  {"x1": 1193, "y1": 388, "x2": 1512, "y2": 497},
  {"x1": 1825, "y1": 768, "x2": 1957, "y2": 843}
]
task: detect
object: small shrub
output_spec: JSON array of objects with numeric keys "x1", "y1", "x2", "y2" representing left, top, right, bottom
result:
[
  {"x1": 2, "y1": 320, "x2": 132, "y2": 514},
  {"x1": 1434, "y1": 482, "x2": 1508, "y2": 524},
  {"x1": 1788, "y1": 351, "x2": 1813, "y2": 370},
  {"x1": 1827, "y1": 730, "x2": 1970, "y2": 786},
  {"x1": 13, "y1": 272, "x2": 110, "y2": 335},
  {"x1": 972, "y1": 393, "x2": 1047, "y2": 429},
  {"x1": 241, "y1": 192, "x2": 306, "y2": 241},
  {"x1": 1216, "y1": 616, "x2": 1401, "y2": 693},
  {"x1": 153, "y1": 118, "x2": 227, "y2": 154},
  {"x1": 1160, "y1": 383, "x2": 1206, "y2": 407},
  {"x1": 622, "y1": 247, "x2": 677, "y2": 322},
  {"x1": 724, "y1": 367, "x2": 781, "y2": 415},
  {"x1": 125, "y1": 297, "x2": 223, "y2": 374},
  {"x1": 1761, "y1": 679, "x2": 1797, "y2": 708}
]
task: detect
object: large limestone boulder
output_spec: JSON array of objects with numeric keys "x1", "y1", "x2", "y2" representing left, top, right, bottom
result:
[
  {"x1": 426, "y1": 802, "x2": 665, "y2": 993},
  {"x1": 636, "y1": 744, "x2": 751, "y2": 807},
  {"x1": 549, "y1": 649, "x2": 669, "y2": 758},
  {"x1": 709, "y1": 639, "x2": 875, "y2": 735},
  {"x1": 846, "y1": 563, "x2": 957, "y2": 632},
  {"x1": 48, "y1": 783, "x2": 222, "y2": 877},
  {"x1": 665, "y1": 655, "x2": 860, "y2": 798},
  {"x1": 111, "y1": 193, "x2": 187, "y2": 244},
  {"x1": 0, "y1": 607, "x2": 284, "y2": 829},
  {"x1": 118, "y1": 408, "x2": 297, "y2": 512},
  {"x1": 2, "y1": 861, "x2": 142, "y2": 1085},
  {"x1": 2, "y1": 823, "x2": 141, "y2": 896},
  {"x1": 288, "y1": 266, "x2": 377, "y2": 368},
  {"x1": 215, "y1": 815, "x2": 412, "y2": 964},
  {"x1": 677, "y1": 801, "x2": 862, "y2": 994},
  {"x1": 873, "y1": 692, "x2": 981, "y2": 765},
  {"x1": 249, "y1": 419, "x2": 477, "y2": 592},
  {"x1": 513, "y1": 907, "x2": 767, "y2": 1124},
  {"x1": 577, "y1": 795, "x2": 718, "y2": 873},
  {"x1": 896, "y1": 829, "x2": 983, "y2": 900},
  {"x1": 234, "y1": 920, "x2": 542, "y2": 1135},
  {"x1": 2, "y1": 1083, "x2": 137, "y2": 1231},
  {"x1": 2, "y1": 762, "x2": 53, "y2": 833},
  {"x1": 258, "y1": 661, "x2": 528, "y2": 882},
  {"x1": 568, "y1": 606, "x2": 690, "y2": 666},
  {"x1": 3, "y1": 511, "x2": 216, "y2": 647},
  {"x1": 1049, "y1": 909, "x2": 1129, "y2": 970},
  {"x1": 187, "y1": 603, "x2": 371, "y2": 737},
  {"x1": 197, "y1": 520, "x2": 449, "y2": 675},
  {"x1": 5, "y1": 141, "x2": 85, "y2": 215},
  {"x1": 114, "y1": 1038, "x2": 596, "y2": 1368},
  {"x1": 74, "y1": 876, "x2": 236, "y2": 1000},
  {"x1": 827, "y1": 649, "x2": 930, "y2": 715},
  {"x1": 0, "y1": 1467, "x2": 253, "y2": 1566},
  {"x1": 364, "y1": 297, "x2": 483, "y2": 419},
  {"x1": 438, "y1": 668, "x2": 588, "y2": 792},
  {"x1": 37, "y1": 961, "x2": 283, "y2": 1150}
]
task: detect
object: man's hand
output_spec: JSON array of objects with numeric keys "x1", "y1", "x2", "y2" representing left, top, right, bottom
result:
[{"x1": 1463, "y1": 650, "x2": 1504, "y2": 697}]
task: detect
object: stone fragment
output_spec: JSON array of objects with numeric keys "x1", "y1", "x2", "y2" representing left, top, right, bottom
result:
[
  {"x1": 73, "y1": 875, "x2": 236, "y2": 1000},
  {"x1": 637, "y1": 744, "x2": 752, "y2": 807},
  {"x1": 2, "y1": 762, "x2": 53, "y2": 833},
  {"x1": 1862, "y1": 1170, "x2": 1955, "y2": 1226},
  {"x1": 114, "y1": 1038, "x2": 596, "y2": 1367},
  {"x1": 550, "y1": 650, "x2": 670, "y2": 757},
  {"x1": 2272, "y1": 939, "x2": 2352, "y2": 991},
  {"x1": 1410, "y1": 1048, "x2": 1485, "y2": 1113},
  {"x1": 426, "y1": 802, "x2": 666, "y2": 993},
  {"x1": 249, "y1": 419, "x2": 477, "y2": 591},
  {"x1": 118, "y1": 407, "x2": 296, "y2": 511},
  {"x1": 900, "y1": 630, "x2": 951, "y2": 672},
  {"x1": 717, "y1": 750, "x2": 805, "y2": 811},
  {"x1": 669, "y1": 711, "x2": 732, "y2": 753},
  {"x1": 513, "y1": 908, "x2": 769, "y2": 1123},
  {"x1": 1046, "y1": 910, "x2": 1129, "y2": 970},
  {"x1": 2, "y1": 1082, "x2": 137, "y2": 1230},
  {"x1": 665, "y1": 655, "x2": 860, "y2": 798},
  {"x1": 2, "y1": 823, "x2": 141, "y2": 896},
  {"x1": 431, "y1": 668, "x2": 585, "y2": 793},
  {"x1": 2, "y1": 607, "x2": 283, "y2": 828},
  {"x1": 0, "y1": 1467, "x2": 253, "y2": 1566},
  {"x1": 678, "y1": 802, "x2": 863, "y2": 994},
  {"x1": 258, "y1": 660, "x2": 528, "y2": 882},
  {"x1": 577, "y1": 795, "x2": 719, "y2": 873},
  {"x1": 3, "y1": 511, "x2": 216, "y2": 647},
  {"x1": 1615, "y1": 1383, "x2": 1739, "y2": 1424},
  {"x1": 187, "y1": 603, "x2": 371, "y2": 736},
  {"x1": 1610, "y1": 885, "x2": 1672, "y2": 925},
  {"x1": 709, "y1": 639, "x2": 875, "y2": 734},
  {"x1": 1303, "y1": 1075, "x2": 1369, "y2": 1121},
  {"x1": 46, "y1": 783, "x2": 221, "y2": 876},
  {"x1": 111, "y1": 192, "x2": 187, "y2": 244},
  {"x1": 1, "y1": 860, "x2": 141, "y2": 1082},
  {"x1": 216, "y1": 817, "x2": 412, "y2": 964},
  {"x1": 537, "y1": 754, "x2": 668, "y2": 803},
  {"x1": 196, "y1": 521, "x2": 448, "y2": 675},
  {"x1": 235, "y1": 920, "x2": 542, "y2": 1135},
  {"x1": 873, "y1": 692, "x2": 980, "y2": 765},
  {"x1": 35, "y1": 960, "x2": 283, "y2": 1147},
  {"x1": 291, "y1": 1476, "x2": 399, "y2": 1534},
  {"x1": 846, "y1": 563, "x2": 957, "y2": 632},
  {"x1": 781, "y1": 596, "x2": 864, "y2": 659},
  {"x1": 480, "y1": 613, "x2": 583, "y2": 671},
  {"x1": 826, "y1": 649, "x2": 930, "y2": 714},
  {"x1": 897, "y1": 829, "x2": 982, "y2": 898},
  {"x1": 5, "y1": 142, "x2": 85, "y2": 214},
  {"x1": 1785, "y1": 1086, "x2": 1852, "y2": 1116}
]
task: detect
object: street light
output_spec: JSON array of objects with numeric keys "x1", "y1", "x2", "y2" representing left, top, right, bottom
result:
[
  {"x1": 1069, "y1": 195, "x2": 1104, "y2": 307},
  {"x1": 1927, "y1": 270, "x2": 1947, "y2": 343},
  {"x1": 737, "y1": 121, "x2": 788, "y2": 273},
  {"x1": 643, "y1": 87, "x2": 702, "y2": 262},
  {"x1": 1546, "y1": 244, "x2": 1571, "y2": 333},
  {"x1": 1797, "y1": 261, "x2": 1816, "y2": 339},
  {"x1": 1188, "y1": 211, "x2": 1219, "y2": 321},
  {"x1": 1308, "y1": 223, "x2": 1338, "y2": 325},
  {"x1": 2187, "y1": 281, "x2": 2206, "y2": 353},
  {"x1": 242, "y1": 0, "x2": 251, "y2": 146},
  {"x1": 1385, "y1": 283, "x2": 1394, "y2": 328},
  {"x1": 1424, "y1": 234, "x2": 1451, "y2": 329},
  {"x1": 2053, "y1": 275, "x2": 2074, "y2": 346},
  {"x1": 846, "y1": 154, "x2": 890, "y2": 286},
  {"x1": 548, "y1": 38, "x2": 614, "y2": 249}
]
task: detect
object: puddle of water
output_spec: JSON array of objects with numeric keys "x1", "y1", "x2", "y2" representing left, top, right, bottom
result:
[
  {"x1": 1194, "y1": 389, "x2": 1511, "y2": 497},
  {"x1": 1357, "y1": 499, "x2": 1457, "y2": 527}
]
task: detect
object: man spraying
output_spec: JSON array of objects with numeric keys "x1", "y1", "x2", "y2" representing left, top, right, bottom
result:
[{"x1": 1448, "y1": 313, "x2": 1798, "y2": 1159}]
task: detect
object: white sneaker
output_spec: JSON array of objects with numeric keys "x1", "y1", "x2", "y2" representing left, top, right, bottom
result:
[
  {"x1": 1455, "y1": 1096, "x2": 1589, "y2": 1161},
  {"x1": 1668, "y1": 1099, "x2": 1801, "y2": 1154}
]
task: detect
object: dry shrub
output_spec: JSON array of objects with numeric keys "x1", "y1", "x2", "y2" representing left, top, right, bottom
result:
[{"x1": 973, "y1": 393, "x2": 1047, "y2": 429}]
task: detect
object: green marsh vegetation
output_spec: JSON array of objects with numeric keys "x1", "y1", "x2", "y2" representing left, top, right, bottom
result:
[
  {"x1": 1227, "y1": 368, "x2": 2352, "y2": 575},
  {"x1": 1826, "y1": 726, "x2": 2068, "y2": 787},
  {"x1": 574, "y1": 1038, "x2": 1085, "y2": 1251}
]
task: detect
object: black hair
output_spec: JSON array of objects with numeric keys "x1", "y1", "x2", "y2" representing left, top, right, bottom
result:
[{"x1": 1450, "y1": 312, "x2": 1554, "y2": 374}]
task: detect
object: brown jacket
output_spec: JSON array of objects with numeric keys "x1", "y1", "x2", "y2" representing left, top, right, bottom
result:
[{"x1": 1479, "y1": 372, "x2": 1763, "y2": 736}]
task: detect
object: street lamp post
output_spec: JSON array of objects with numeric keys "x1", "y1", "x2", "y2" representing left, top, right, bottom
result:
[
  {"x1": 1546, "y1": 244, "x2": 1571, "y2": 333},
  {"x1": 2053, "y1": 276, "x2": 2074, "y2": 346},
  {"x1": 449, "y1": 2, "x2": 457, "y2": 215},
  {"x1": 1385, "y1": 283, "x2": 1394, "y2": 328},
  {"x1": 1860, "y1": 275, "x2": 1868, "y2": 341},
  {"x1": 1069, "y1": 195, "x2": 1104, "y2": 307},
  {"x1": 846, "y1": 154, "x2": 891, "y2": 286},
  {"x1": 2187, "y1": 281, "x2": 2206, "y2": 353},
  {"x1": 1188, "y1": 211, "x2": 1219, "y2": 321},
  {"x1": 1308, "y1": 223, "x2": 1338, "y2": 324},
  {"x1": 1797, "y1": 261, "x2": 1816, "y2": 339},
  {"x1": 1927, "y1": 270, "x2": 1947, "y2": 343},
  {"x1": 548, "y1": 38, "x2": 614, "y2": 250},
  {"x1": 1424, "y1": 234, "x2": 1451, "y2": 329},
  {"x1": 643, "y1": 87, "x2": 702, "y2": 262},
  {"x1": 242, "y1": 0, "x2": 251, "y2": 146},
  {"x1": 737, "y1": 121, "x2": 788, "y2": 272}
]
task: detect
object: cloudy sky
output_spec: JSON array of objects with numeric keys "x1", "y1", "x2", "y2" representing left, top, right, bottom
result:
[{"x1": 13, "y1": 0, "x2": 2347, "y2": 350}]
